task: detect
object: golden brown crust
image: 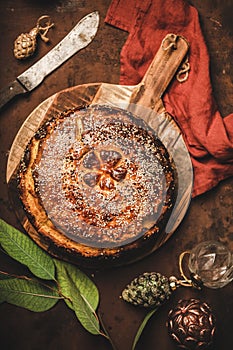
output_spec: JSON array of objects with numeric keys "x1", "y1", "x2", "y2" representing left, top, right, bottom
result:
[{"x1": 17, "y1": 105, "x2": 177, "y2": 266}]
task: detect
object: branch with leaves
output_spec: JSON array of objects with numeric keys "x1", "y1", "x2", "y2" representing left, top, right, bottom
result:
[
  {"x1": 0, "y1": 218, "x2": 159, "y2": 350},
  {"x1": 0, "y1": 218, "x2": 109, "y2": 339}
]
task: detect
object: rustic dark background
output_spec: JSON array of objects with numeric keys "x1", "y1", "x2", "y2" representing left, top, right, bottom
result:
[{"x1": 0, "y1": 1, "x2": 232, "y2": 349}]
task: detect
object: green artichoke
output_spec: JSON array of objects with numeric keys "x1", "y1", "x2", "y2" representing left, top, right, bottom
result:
[{"x1": 121, "y1": 272, "x2": 172, "y2": 308}]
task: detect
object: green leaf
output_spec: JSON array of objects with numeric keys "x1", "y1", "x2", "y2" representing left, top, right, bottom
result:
[
  {"x1": 70, "y1": 277, "x2": 101, "y2": 335},
  {"x1": 0, "y1": 271, "x2": 14, "y2": 303},
  {"x1": 132, "y1": 307, "x2": 158, "y2": 350},
  {"x1": 0, "y1": 278, "x2": 60, "y2": 312},
  {"x1": 0, "y1": 219, "x2": 55, "y2": 281},
  {"x1": 54, "y1": 259, "x2": 100, "y2": 335},
  {"x1": 54, "y1": 259, "x2": 99, "y2": 311}
]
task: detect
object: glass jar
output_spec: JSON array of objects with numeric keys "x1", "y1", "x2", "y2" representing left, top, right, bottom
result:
[{"x1": 188, "y1": 240, "x2": 233, "y2": 289}]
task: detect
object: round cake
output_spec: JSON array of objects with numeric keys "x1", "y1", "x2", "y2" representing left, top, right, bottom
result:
[{"x1": 17, "y1": 104, "x2": 177, "y2": 266}]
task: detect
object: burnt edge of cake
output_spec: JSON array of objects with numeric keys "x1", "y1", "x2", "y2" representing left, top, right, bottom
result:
[{"x1": 17, "y1": 104, "x2": 178, "y2": 267}]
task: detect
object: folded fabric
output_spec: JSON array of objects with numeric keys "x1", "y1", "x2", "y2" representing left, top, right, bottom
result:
[{"x1": 105, "y1": 0, "x2": 233, "y2": 197}]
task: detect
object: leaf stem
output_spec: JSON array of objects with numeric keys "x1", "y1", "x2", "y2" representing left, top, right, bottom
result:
[
  {"x1": 0, "y1": 269, "x2": 62, "y2": 299},
  {"x1": 0, "y1": 269, "x2": 33, "y2": 280},
  {"x1": 0, "y1": 286, "x2": 63, "y2": 299},
  {"x1": 98, "y1": 311, "x2": 118, "y2": 350}
]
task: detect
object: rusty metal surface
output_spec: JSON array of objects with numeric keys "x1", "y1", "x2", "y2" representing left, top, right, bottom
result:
[{"x1": 0, "y1": 1, "x2": 232, "y2": 350}]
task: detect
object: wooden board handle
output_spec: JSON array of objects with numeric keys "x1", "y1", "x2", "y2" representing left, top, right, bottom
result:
[{"x1": 130, "y1": 34, "x2": 189, "y2": 110}]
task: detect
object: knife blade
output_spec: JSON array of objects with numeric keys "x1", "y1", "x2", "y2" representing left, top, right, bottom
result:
[{"x1": 0, "y1": 11, "x2": 99, "y2": 110}]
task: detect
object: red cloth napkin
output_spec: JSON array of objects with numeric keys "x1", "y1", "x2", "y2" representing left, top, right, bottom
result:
[{"x1": 105, "y1": 0, "x2": 233, "y2": 197}]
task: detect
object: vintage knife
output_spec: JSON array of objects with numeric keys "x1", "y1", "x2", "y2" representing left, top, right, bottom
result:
[{"x1": 0, "y1": 11, "x2": 99, "y2": 110}]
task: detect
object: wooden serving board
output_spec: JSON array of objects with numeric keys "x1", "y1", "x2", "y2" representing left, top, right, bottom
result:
[{"x1": 7, "y1": 34, "x2": 193, "y2": 262}]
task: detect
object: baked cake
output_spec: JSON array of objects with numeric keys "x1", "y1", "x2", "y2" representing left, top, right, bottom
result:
[{"x1": 17, "y1": 105, "x2": 177, "y2": 266}]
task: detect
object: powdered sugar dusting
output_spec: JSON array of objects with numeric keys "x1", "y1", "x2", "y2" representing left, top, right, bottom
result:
[{"x1": 36, "y1": 105, "x2": 173, "y2": 248}]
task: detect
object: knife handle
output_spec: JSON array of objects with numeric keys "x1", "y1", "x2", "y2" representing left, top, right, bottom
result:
[{"x1": 0, "y1": 80, "x2": 27, "y2": 110}]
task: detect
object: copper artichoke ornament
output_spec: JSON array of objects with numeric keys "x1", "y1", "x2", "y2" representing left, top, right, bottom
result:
[
  {"x1": 14, "y1": 15, "x2": 54, "y2": 60},
  {"x1": 167, "y1": 298, "x2": 216, "y2": 350}
]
